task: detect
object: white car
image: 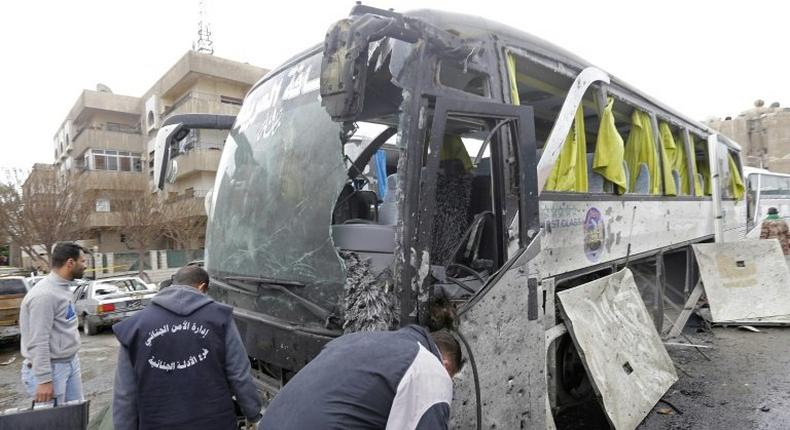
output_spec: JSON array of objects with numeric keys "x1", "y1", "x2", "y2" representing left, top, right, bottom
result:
[
  {"x1": 27, "y1": 275, "x2": 46, "y2": 290},
  {"x1": 72, "y1": 276, "x2": 157, "y2": 335}
]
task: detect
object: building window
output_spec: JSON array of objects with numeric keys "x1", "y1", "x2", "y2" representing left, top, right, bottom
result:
[
  {"x1": 85, "y1": 149, "x2": 142, "y2": 172},
  {"x1": 95, "y1": 198, "x2": 111, "y2": 213},
  {"x1": 120, "y1": 233, "x2": 127, "y2": 243},
  {"x1": 220, "y1": 95, "x2": 244, "y2": 106},
  {"x1": 106, "y1": 155, "x2": 118, "y2": 171},
  {"x1": 94, "y1": 153, "x2": 107, "y2": 170}
]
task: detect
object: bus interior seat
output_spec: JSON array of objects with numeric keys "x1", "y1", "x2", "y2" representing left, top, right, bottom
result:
[
  {"x1": 633, "y1": 163, "x2": 650, "y2": 194},
  {"x1": 474, "y1": 157, "x2": 491, "y2": 175},
  {"x1": 331, "y1": 222, "x2": 397, "y2": 273},
  {"x1": 623, "y1": 161, "x2": 631, "y2": 192},
  {"x1": 379, "y1": 173, "x2": 399, "y2": 225},
  {"x1": 430, "y1": 157, "x2": 475, "y2": 266},
  {"x1": 332, "y1": 185, "x2": 379, "y2": 224},
  {"x1": 450, "y1": 211, "x2": 496, "y2": 274},
  {"x1": 587, "y1": 153, "x2": 605, "y2": 193},
  {"x1": 469, "y1": 158, "x2": 492, "y2": 215},
  {"x1": 672, "y1": 170, "x2": 681, "y2": 194},
  {"x1": 605, "y1": 160, "x2": 631, "y2": 193}
]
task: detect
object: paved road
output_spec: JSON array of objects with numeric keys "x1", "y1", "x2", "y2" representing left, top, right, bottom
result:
[
  {"x1": 639, "y1": 324, "x2": 790, "y2": 430},
  {"x1": 1, "y1": 317, "x2": 789, "y2": 429},
  {"x1": 0, "y1": 330, "x2": 118, "y2": 424}
]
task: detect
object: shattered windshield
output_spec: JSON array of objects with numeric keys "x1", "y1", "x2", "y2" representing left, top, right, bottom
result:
[{"x1": 206, "y1": 51, "x2": 346, "y2": 292}]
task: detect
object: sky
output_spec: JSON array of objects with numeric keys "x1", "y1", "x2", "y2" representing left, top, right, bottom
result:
[{"x1": 1, "y1": 0, "x2": 787, "y2": 170}]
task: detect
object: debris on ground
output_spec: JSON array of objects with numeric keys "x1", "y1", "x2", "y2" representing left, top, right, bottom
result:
[
  {"x1": 0, "y1": 356, "x2": 15, "y2": 366},
  {"x1": 664, "y1": 342, "x2": 713, "y2": 349}
]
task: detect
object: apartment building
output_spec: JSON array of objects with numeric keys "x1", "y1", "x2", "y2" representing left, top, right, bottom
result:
[
  {"x1": 53, "y1": 88, "x2": 147, "y2": 255},
  {"x1": 141, "y1": 51, "x2": 266, "y2": 241},
  {"x1": 49, "y1": 51, "x2": 267, "y2": 270},
  {"x1": 708, "y1": 100, "x2": 790, "y2": 173}
]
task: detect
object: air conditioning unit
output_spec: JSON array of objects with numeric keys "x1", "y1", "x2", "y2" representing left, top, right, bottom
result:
[{"x1": 145, "y1": 95, "x2": 161, "y2": 133}]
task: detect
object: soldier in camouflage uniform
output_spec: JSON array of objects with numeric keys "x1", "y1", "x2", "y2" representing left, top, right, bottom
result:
[{"x1": 760, "y1": 207, "x2": 790, "y2": 255}]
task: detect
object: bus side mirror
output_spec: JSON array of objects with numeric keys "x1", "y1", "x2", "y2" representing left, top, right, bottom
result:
[
  {"x1": 152, "y1": 114, "x2": 237, "y2": 190},
  {"x1": 320, "y1": 8, "x2": 419, "y2": 122},
  {"x1": 153, "y1": 123, "x2": 188, "y2": 191}
]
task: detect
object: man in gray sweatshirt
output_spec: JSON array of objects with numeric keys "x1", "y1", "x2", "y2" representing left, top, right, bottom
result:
[
  {"x1": 112, "y1": 265, "x2": 262, "y2": 429},
  {"x1": 19, "y1": 242, "x2": 87, "y2": 404}
]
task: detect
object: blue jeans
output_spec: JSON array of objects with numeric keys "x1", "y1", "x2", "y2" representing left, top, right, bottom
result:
[{"x1": 21, "y1": 355, "x2": 84, "y2": 404}]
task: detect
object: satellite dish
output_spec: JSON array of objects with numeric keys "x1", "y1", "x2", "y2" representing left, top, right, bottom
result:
[{"x1": 96, "y1": 83, "x2": 113, "y2": 93}]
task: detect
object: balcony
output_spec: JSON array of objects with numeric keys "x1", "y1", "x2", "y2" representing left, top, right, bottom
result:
[
  {"x1": 76, "y1": 170, "x2": 148, "y2": 192},
  {"x1": 85, "y1": 211, "x2": 123, "y2": 229},
  {"x1": 162, "y1": 91, "x2": 243, "y2": 119},
  {"x1": 72, "y1": 126, "x2": 144, "y2": 157},
  {"x1": 172, "y1": 149, "x2": 222, "y2": 180},
  {"x1": 163, "y1": 195, "x2": 206, "y2": 220}
]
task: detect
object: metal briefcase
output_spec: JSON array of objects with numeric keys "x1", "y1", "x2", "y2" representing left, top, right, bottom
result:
[{"x1": 0, "y1": 400, "x2": 90, "y2": 430}]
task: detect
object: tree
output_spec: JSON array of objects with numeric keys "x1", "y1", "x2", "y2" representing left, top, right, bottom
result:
[
  {"x1": 115, "y1": 188, "x2": 165, "y2": 276},
  {"x1": 0, "y1": 167, "x2": 89, "y2": 268},
  {"x1": 161, "y1": 198, "x2": 207, "y2": 250}
]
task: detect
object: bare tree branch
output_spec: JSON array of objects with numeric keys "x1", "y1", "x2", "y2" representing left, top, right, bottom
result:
[
  {"x1": 0, "y1": 166, "x2": 90, "y2": 268},
  {"x1": 161, "y1": 198, "x2": 206, "y2": 250},
  {"x1": 114, "y1": 184, "x2": 165, "y2": 276}
]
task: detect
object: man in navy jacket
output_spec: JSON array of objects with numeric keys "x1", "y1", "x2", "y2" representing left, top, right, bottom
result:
[
  {"x1": 112, "y1": 266, "x2": 262, "y2": 429},
  {"x1": 260, "y1": 325, "x2": 463, "y2": 430}
]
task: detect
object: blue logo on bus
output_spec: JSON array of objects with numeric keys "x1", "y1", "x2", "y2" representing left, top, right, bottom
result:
[{"x1": 583, "y1": 207, "x2": 605, "y2": 262}]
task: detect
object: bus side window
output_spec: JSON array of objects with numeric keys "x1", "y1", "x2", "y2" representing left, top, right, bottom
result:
[
  {"x1": 723, "y1": 148, "x2": 745, "y2": 200},
  {"x1": 658, "y1": 122, "x2": 694, "y2": 196},
  {"x1": 438, "y1": 59, "x2": 490, "y2": 97},
  {"x1": 507, "y1": 52, "x2": 626, "y2": 194},
  {"x1": 691, "y1": 134, "x2": 712, "y2": 196}
]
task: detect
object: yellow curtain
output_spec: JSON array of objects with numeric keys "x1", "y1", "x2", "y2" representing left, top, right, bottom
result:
[
  {"x1": 624, "y1": 111, "x2": 660, "y2": 194},
  {"x1": 698, "y1": 162, "x2": 713, "y2": 196},
  {"x1": 593, "y1": 98, "x2": 627, "y2": 194},
  {"x1": 728, "y1": 153, "x2": 745, "y2": 200},
  {"x1": 506, "y1": 53, "x2": 521, "y2": 105},
  {"x1": 546, "y1": 106, "x2": 588, "y2": 192},
  {"x1": 657, "y1": 123, "x2": 678, "y2": 196},
  {"x1": 689, "y1": 135, "x2": 704, "y2": 197},
  {"x1": 440, "y1": 135, "x2": 473, "y2": 172},
  {"x1": 670, "y1": 131, "x2": 691, "y2": 195}
]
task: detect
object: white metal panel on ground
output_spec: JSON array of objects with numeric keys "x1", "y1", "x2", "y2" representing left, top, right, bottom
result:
[
  {"x1": 693, "y1": 240, "x2": 790, "y2": 323},
  {"x1": 558, "y1": 269, "x2": 677, "y2": 430}
]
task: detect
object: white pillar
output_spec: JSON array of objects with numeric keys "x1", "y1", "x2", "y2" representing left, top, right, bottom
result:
[
  {"x1": 105, "y1": 253, "x2": 114, "y2": 275},
  {"x1": 159, "y1": 250, "x2": 169, "y2": 270},
  {"x1": 149, "y1": 250, "x2": 159, "y2": 271}
]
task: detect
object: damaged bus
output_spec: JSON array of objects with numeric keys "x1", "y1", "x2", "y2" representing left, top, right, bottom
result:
[{"x1": 154, "y1": 5, "x2": 747, "y2": 429}]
